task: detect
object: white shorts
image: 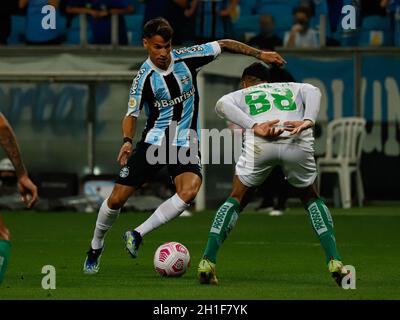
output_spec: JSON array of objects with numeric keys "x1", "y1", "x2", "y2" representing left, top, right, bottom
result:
[{"x1": 235, "y1": 140, "x2": 317, "y2": 189}]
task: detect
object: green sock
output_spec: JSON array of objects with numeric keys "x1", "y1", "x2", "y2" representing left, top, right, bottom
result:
[
  {"x1": 306, "y1": 198, "x2": 341, "y2": 264},
  {"x1": 203, "y1": 197, "x2": 241, "y2": 264},
  {"x1": 0, "y1": 239, "x2": 11, "y2": 285}
]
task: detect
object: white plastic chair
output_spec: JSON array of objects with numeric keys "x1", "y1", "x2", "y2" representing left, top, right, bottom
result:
[{"x1": 317, "y1": 117, "x2": 366, "y2": 209}]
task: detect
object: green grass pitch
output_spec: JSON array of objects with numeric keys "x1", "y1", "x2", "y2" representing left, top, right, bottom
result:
[{"x1": 0, "y1": 206, "x2": 399, "y2": 300}]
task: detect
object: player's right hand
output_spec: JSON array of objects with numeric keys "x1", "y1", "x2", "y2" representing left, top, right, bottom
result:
[
  {"x1": 283, "y1": 120, "x2": 314, "y2": 135},
  {"x1": 17, "y1": 174, "x2": 38, "y2": 209},
  {"x1": 253, "y1": 119, "x2": 284, "y2": 138},
  {"x1": 117, "y1": 142, "x2": 133, "y2": 167},
  {"x1": 259, "y1": 51, "x2": 287, "y2": 67}
]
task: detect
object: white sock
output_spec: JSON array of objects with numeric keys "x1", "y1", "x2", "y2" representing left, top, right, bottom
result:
[
  {"x1": 135, "y1": 194, "x2": 189, "y2": 237},
  {"x1": 91, "y1": 199, "x2": 120, "y2": 250}
]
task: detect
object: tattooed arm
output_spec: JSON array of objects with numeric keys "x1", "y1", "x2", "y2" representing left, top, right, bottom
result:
[
  {"x1": 0, "y1": 114, "x2": 38, "y2": 208},
  {"x1": 0, "y1": 114, "x2": 26, "y2": 178},
  {"x1": 217, "y1": 39, "x2": 286, "y2": 66}
]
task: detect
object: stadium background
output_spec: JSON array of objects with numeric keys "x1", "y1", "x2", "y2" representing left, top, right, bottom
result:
[{"x1": 0, "y1": 0, "x2": 399, "y2": 300}]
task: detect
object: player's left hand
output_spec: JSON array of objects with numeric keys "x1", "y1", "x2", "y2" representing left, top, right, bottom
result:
[
  {"x1": 253, "y1": 119, "x2": 284, "y2": 138},
  {"x1": 17, "y1": 174, "x2": 38, "y2": 209},
  {"x1": 259, "y1": 51, "x2": 287, "y2": 67},
  {"x1": 283, "y1": 120, "x2": 314, "y2": 135}
]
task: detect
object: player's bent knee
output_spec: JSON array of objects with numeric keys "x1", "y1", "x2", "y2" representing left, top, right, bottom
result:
[
  {"x1": 177, "y1": 188, "x2": 198, "y2": 204},
  {"x1": 107, "y1": 184, "x2": 135, "y2": 210},
  {"x1": 107, "y1": 193, "x2": 128, "y2": 210}
]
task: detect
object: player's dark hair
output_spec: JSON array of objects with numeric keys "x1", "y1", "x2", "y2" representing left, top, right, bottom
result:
[
  {"x1": 241, "y1": 62, "x2": 271, "y2": 83},
  {"x1": 143, "y1": 17, "x2": 174, "y2": 41},
  {"x1": 269, "y1": 66, "x2": 296, "y2": 83}
]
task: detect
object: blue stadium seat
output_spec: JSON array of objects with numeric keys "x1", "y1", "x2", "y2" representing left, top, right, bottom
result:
[
  {"x1": 340, "y1": 30, "x2": 360, "y2": 47},
  {"x1": 129, "y1": 0, "x2": 145, "y2": 15},
  {"x1": 66, "y1": 29, "x2": 80, "y2": 45},
  {"x1": 7, "y1": 15, "x2": 26, "y2": 45},
  {"x1": 256, "y1": 3, "x2": 294, "y2": 37},
  {"x1": 239, "y1": 0, "x2": 258, "y2": 15},
  {"x1": 257, "y1": 0, "x2": 295, "y2": 5},
  {"x1": 358, "y1": 15, "x2": 392, "y2": 46},
  {"x1": 65, "y1": 15, "x2": 92, "y2": 45},
  {"x1": 362, "y1": 15, "x2": 391, "y2": 30},
  {"x1": 256, "y1": 0, "x2": 298, "y2": 10},
  {"x1": 233, "y1": 15, "x2": 260, "y2": 42},
  {"x1": 125, "y1": 14, "x2": 144, "y2": 46}
]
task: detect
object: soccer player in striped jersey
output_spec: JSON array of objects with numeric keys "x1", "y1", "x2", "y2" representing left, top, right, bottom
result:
[
  {"x1": 83, "y1": 17, "x2": 286, "y2": 274},
  {"x1": 197, "y1": 62, "x2": 350, "y2": 287},
  {"x1": 0, "y1": 113, "x2": 38, "y2": 285}
]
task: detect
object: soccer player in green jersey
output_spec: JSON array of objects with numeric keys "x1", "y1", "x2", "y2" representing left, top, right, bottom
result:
[{"x1": 198, "y1": 63, "x2": 349, "y2": 287}]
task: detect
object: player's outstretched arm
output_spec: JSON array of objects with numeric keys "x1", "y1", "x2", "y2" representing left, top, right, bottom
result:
[
  {"x1": 0, "y1": 114, "x2": 38, "y2": 208},
  {"x1": 217, "y1": 39, "x2": 287, "y2": 66}
]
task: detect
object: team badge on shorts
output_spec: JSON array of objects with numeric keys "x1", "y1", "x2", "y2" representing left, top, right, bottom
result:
[{"x1": 120, "y1": 166, "x2": 130, "y2": 178}]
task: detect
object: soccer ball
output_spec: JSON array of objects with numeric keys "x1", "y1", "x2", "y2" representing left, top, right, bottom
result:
[{"x1": 153, "y1": 242, "x2": 190, "y2": 277}]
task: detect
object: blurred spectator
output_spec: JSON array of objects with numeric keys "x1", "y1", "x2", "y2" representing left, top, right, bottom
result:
[
  {"x1": 361, "y1": 0, "x2": 389, "y2": 19},
  {"x1": 246, "y1": 14, "x2": 283, "y2": 51},
  {"x1": 384, "y1": 0, "x2": 400, "y2": 45},
  {"x1": 66, "y1": 0, "x2": 134, "y2": 45},
  {"x1": 298, "y1": 0, "x2": 316, "y2": 16},
  {"x1": 0, "y1": 1, "x2": 20, "y2": 45},
  {"x1": 20, "y1": 0, "x2": 66, "y2": 45},
  {"x1": 327, "y1": 0, "x2": 343, "y2": 33},
  {"x1": 185, "y1": 0, "x2": 239, "y2": 42},
  {"x1": 142, "y1": 0, "x2": 190, "y2": 45},
  {"x1": 284, "y1": 6, "x2": 319, "y2": 48}
]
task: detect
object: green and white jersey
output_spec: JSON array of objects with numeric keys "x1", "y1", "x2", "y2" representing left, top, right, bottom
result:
[{"x1": 215, "y1": 82, "x2": 321, "y2": 150}]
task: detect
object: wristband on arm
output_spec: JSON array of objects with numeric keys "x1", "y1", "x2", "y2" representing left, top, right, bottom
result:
[{"x1": 123, "y1": 137, "x2": 132, "y2": 144}]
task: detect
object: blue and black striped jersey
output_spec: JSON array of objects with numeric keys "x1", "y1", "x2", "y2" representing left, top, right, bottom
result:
[{"x1": 127, "y1": 41, "x2": 221, "y2": 147}]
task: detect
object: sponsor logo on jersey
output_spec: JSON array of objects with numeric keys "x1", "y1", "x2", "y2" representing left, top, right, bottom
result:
[
  {"x1": 130, "y1": 68, "x2": 146, "y2": 95},
  {"x1": 119, "y1": 166, "x2": 130, "y2": 178},
  {"x1": 154, "y1": 86, "x2": 195, "y2": 108},
  {"x1": 180, "y1": 75, "x2": 190, "y2": 85},
  {"x1": 155, "y1": 88, "x2": 165, "y2": 100},
  {"x1": 174, "y1": 45, "x2": 204, "y2": 55}
]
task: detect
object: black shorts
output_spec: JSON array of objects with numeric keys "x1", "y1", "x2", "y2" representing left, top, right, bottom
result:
[{"x1": 116, "y1": 141, "x2": 202, "y2": 188}]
